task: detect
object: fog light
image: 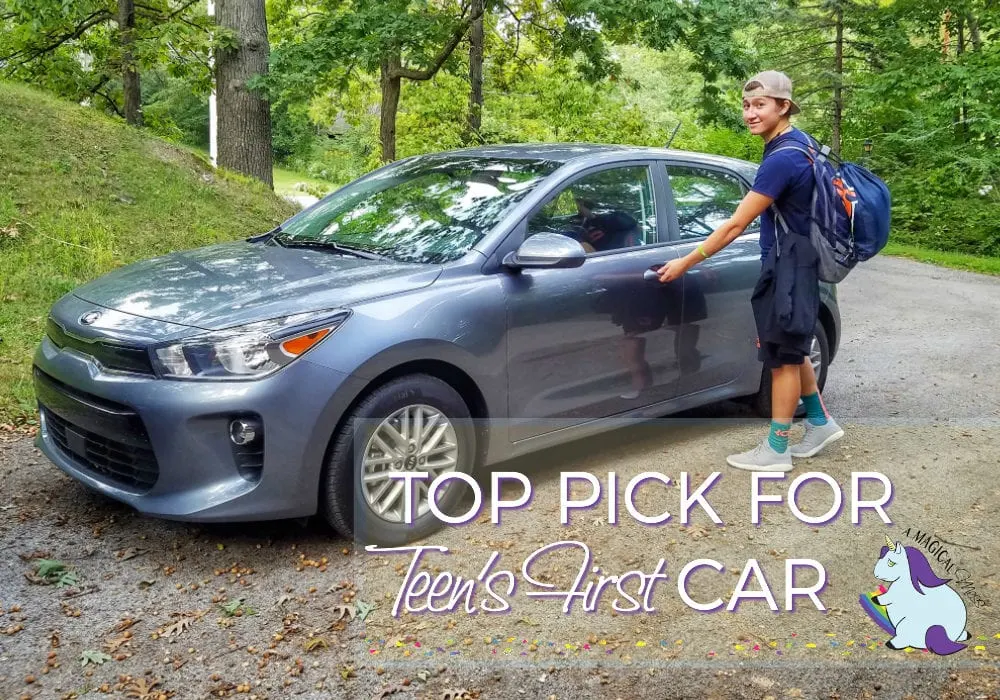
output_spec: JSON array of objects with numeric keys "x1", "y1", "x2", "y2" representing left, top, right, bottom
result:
[{"x1": 230, "y1": 419, "x2": 260, "y2": 446}]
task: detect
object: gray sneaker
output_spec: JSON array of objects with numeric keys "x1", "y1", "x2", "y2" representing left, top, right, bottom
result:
[
  {"x1": 726, "y1": 440, "x2": 793, "y2": 472},
  {"x1": 789, "y1": 418, "x2": 844, "y2": 458}
]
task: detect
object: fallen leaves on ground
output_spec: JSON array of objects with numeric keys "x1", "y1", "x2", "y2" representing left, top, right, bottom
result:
[
  {"x1": 110, "y1": 617, "x2": 141, "y2": 634},
  {"x1": 355, "y1": 600, "x2": 376, "y2": 622},
  {"x1": 373, "y1": 683, "x2": 405, "y2": 699},
  {"x1": 79, "y1": 649, "x2": 112, "y2": 666},
  {"x1": 17, "y1": 550, "x2": 51, "y2": 562},
  {"x1": 330, "y1": 603, "x2": 355, "y2": 623},
  {"x1": 163, "y1": 618, "x2": 192, "y2": 637},
  {"x1": 440, "y1": 691, "x2": 479, "y2": 700},
  {"x1": 123, "y1": 676, "x2": 173, "y2": 700},
  {"x1": 103, "y1": 631, "x2": 133, "y2": 653},
  {"x1": 679, "y1": 525, "x2": 711, "y2": 540},
  {"x1": 220, "y1": 598, "x2": 256, "y2": 617},
  {"x1": 25, "y1": 559, "x2": 79, "y2": 587},
  {"x1": 115, "y1": 548, "x2": 148, "y2": 562},
  {"x1": 157, "y1": 610, "x2": 207, "y2": 638},
  {"x1": 303, "y1": 636, "x2": 328, "y2": 652}
]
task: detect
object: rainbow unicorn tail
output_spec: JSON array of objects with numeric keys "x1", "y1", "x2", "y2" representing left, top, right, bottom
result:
[
  {"x1": 925, "y1": 625, "x2": 966, "y2": 655},
  {"x1": 858, "y1": 591, "x2": 894, "y2": 635}
]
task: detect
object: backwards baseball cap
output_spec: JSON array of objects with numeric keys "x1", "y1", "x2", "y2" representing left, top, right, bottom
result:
[{"x1": 742, "y1": 70, "x2": 800, "y2": 115}]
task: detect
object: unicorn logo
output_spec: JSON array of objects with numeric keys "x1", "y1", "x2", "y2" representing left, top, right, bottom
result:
[{"x1": 859, "y1": 535, "x2": 970, "y2": 655}]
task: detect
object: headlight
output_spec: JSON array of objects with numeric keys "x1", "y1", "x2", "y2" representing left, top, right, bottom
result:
[{"x1": 151, "y1": 310, "x2": 350, "y2": 380}]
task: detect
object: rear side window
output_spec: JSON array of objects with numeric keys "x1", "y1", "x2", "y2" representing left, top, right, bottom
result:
[{"x1": 666, "y1": 165, "x2": 755, "y2": 239}]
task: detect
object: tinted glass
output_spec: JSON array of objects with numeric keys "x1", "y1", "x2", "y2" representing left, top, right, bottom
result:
[
  {"x1": 277, "y1": 156, "x2": 561, "y2": 264},
  {"x1": 668, "y1": 166, "x2": 749, "y2": 239},
  {"x1": 527, "y1": 165, "x2": 656, "y2": 253}
]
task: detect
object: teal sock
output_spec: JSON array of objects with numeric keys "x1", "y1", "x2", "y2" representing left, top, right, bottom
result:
[
  {"x1": 802, "y1": 392, "x2": 829, "y2": 426},
  {"x1": 768, "y1": 421, "x2": 791, "y2": 452}
]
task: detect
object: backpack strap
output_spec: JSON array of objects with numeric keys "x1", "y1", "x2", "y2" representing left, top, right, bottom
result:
[
  {"x1": 770, "y1": 203, "x2": 792, "y2": 260},
  {"x1": 770, "y1": 144, "x2": 815, "y2": 162}
]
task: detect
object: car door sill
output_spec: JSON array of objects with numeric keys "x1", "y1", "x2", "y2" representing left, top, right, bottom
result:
[{"x1": 505, "y1": 380, "x2": 750, "y2": 459}]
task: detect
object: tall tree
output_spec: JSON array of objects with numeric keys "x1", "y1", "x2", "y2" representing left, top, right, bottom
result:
[
  {"x1": 754, "y1": 0, "x2": 879, "y2": 155},
  {"x1": 465, "y1": 0, "x2": 485, "y2": 145},
  {"x1": 118, "y1": 0, "x2": 142, "y2": 125},
  {"x1": 0, "y1": 0, "x2": 209, "y2": 122},
  {"x1": 215, "y1": 0, "x2": 273, "y2": 186},
  {"x1": 268, "y1": 0, "x2": 488, "y2": 163}
]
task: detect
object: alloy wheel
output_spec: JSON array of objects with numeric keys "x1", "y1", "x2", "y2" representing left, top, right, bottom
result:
[
  {"x1": 360, "y1": 404, "x2": 459, "y2": 523},
  {"x1": 810, "y1": 335, "x2": 823, "y2": 376}
]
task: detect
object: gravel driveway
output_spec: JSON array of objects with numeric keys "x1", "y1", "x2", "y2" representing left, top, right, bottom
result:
[{"x1": 1, "y1": 256, "x2": 998, "y2": 700}]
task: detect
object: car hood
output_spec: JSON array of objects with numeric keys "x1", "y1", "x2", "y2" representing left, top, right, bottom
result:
[{"x1": 72, "y1": 241, "x2": 443, "y2": 330}]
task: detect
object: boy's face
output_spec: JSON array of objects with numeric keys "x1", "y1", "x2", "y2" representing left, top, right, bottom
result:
[{"x1": 742, "y1": 96, "x2": 788, "y2": 136}]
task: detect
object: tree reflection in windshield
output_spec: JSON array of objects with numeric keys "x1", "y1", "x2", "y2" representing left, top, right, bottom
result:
[{"x1": 277, "y1": 156, "x2": 562, "y2": 264}]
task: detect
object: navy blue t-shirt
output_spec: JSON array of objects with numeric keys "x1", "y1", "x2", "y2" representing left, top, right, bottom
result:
[{"x1": 752, "y1": 127, "x2": 815, "y2": 261}]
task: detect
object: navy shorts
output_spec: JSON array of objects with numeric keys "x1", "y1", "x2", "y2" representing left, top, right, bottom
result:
[{"x1": 757, "y1": 338, "x2": 810, "y2": 369}]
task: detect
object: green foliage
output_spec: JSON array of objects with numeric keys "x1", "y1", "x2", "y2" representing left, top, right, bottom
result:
[
  {"x1": 0, "y1": 0, "x2": 211, "y2": 118},
  {"x1": 34, "y1": 559, "x2": 79, "y2": 587},
  {"x1": 842, "y1": 0, "x2": 1000, "y2": 256},
  {"x1": 79, "y1": 650, "x2": 112, "y2": 666},
  {"x1": 220, "y1": 597, "x2": 257, "y2": 616},
  {"x1": 745, "y1": 0, "x2": 1000, "y2": 257},
  {"x1": 141, "y1": 71, "x2": 210, "y2": 148},
  {"x1": 0, "y1": 83, "x2": 295, "y2": 422}
]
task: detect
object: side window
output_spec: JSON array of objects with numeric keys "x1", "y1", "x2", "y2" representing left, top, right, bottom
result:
[
  {"x1": 667, "y1": 166, "x2": 750, "y2": 240},
  {"x1": 526, "y1": 165, "x2": 656, "y2": 253}
]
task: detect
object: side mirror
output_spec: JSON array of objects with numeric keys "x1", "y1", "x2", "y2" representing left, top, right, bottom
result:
[{"x1": 502, "y1": 232, "x2": 587, "y2": 270}]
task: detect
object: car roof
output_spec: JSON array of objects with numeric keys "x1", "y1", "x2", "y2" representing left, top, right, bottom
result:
[{"x1": 427, "y1": 142, "x2": 759, "y2": 175}]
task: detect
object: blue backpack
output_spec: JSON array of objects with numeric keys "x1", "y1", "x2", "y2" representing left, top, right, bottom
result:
[{"x1": 771, "y1": 137, "x2": 891, "y2": 283}]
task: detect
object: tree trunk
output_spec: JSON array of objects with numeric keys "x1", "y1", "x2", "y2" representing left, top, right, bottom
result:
[
  {"x1": 380, "y1": 53, "x2": 402, "y2": 163},
  {"x1": 215, "y1": 0, "x2": 273, "y2": 188},
  {"x1": 832, "y1": 2, "x2": 843, "y2": 157},
  {"x1": 941, "y1": 10, "x2": 952, "y2": 57},
  {"x1": 118, "y1": 0, "x2": 141, "y2": 126},
  {"x1": 966, "y1": 13, "x2": 981, "y2": 51},
  {"x1": 465, "y1": 0, "x2": 484, "y2": 145},
  {"x1": 957, "y1": 16, "x2": 967, "y2": 142}
]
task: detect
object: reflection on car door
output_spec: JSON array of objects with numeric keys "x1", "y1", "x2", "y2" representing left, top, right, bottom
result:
[
  {"x1": 503, "y1": 163, "x2": 685, "y2": 442},
  {"x1": 664, "y1": 161, "x2": 762, "y2": 398}
]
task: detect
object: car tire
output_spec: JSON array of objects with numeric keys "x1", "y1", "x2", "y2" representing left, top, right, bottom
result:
[
  {"x1": 319, "y1": 374, "x2": 476, "y2": 546},
  {"x1": 752, "y1": 323, "x2": 831, "y2": 419}
]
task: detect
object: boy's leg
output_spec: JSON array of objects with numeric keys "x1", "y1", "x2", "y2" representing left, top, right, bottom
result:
[
  {"x1": 727, "y1": 350, "x2": 798, "y2": 472},
  {"x1": 790, "y1": 359, "x2": 844, "y2": 458}
]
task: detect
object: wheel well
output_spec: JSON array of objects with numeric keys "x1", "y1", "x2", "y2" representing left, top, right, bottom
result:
[{"x1": 323, "y1": 360, "x2": 491, "y2": 476}]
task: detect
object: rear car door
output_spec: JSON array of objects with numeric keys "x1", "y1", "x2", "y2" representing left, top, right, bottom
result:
[{"x1": 662, "y1": 160, "x2": 762, "y2": 398}]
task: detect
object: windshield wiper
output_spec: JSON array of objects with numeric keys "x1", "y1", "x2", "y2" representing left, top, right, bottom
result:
[
  {"x1": 279, "y1": 239, "x2": 386, "y2": 260},
  {"x1": 248, "y1": 226, "x2": 283, "y2": 245}
]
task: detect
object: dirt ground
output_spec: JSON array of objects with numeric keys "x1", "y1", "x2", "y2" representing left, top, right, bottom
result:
[{"x1": 1, "y1": 257, "x2": 999, "y2": 700}]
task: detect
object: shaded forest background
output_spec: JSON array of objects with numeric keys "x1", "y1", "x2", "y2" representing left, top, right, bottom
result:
[{"x1": 2, "y1": 0, "x2": 999, "y2": 257}]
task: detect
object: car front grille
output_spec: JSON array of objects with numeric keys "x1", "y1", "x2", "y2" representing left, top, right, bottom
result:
[
  {"x1": 46, "y1": 318, "x2": 155, "y2": 375},
  {"x1": 35, "y1": 368, "x2": 159, "y2": 493}
]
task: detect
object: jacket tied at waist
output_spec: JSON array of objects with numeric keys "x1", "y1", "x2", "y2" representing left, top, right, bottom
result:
[{"x1": 752, "y1": 231, "x2": 820, "y2": 344}]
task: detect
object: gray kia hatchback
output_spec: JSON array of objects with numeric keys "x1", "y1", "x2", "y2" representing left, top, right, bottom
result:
[{"x1": 34, "y1": 144, "x2": 840, "y2": 544}]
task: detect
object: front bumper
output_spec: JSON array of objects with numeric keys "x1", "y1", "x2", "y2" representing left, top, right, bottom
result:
[{"x1": 33, "y1": 335, "x2": 366, "y2": 522}]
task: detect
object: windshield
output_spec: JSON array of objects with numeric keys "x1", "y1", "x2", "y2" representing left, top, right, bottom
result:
[{"x1": 275, "y1": 155, "x2": 562, "y2": 264}]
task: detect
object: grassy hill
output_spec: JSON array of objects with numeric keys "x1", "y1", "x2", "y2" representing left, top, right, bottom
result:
[{"x1": 0, "y1": 83, "x2": 297, "y2": 424}]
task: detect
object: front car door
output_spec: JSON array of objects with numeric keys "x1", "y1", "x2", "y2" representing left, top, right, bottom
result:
[
  {"x1": 503, "y1": 161, "x2": 686, "y2": 442},
  {"x1": 662, "y1": 160, "x2": 763, "y2": 398}
]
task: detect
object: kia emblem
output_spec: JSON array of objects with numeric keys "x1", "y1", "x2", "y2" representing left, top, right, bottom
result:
[{"x1": 79, "y1": 311, "x2": 102, "y2": 326}]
